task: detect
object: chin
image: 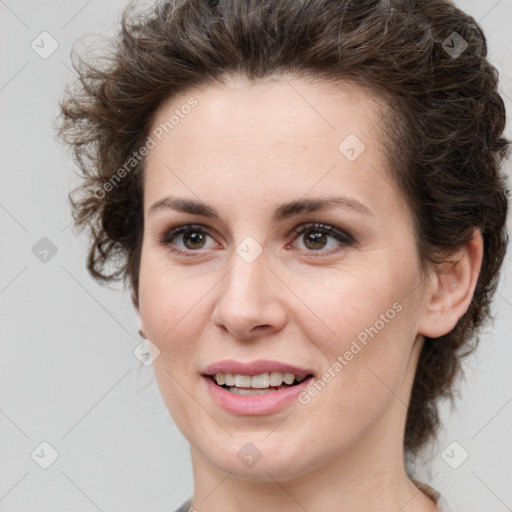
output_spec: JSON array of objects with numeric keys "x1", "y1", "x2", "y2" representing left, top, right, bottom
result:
[
  {"x1": 217, "y1": 457, "x2": 309, "y2": 482},
  {"x1": 201, "y1": 439, "x2": 313, "y2": 482}
]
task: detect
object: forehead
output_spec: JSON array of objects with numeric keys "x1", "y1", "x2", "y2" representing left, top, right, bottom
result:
[
  {"x1": 147, "y1": 75, "x2": 389, "y2": 161},
  {"x1": 142, "y1": 76, "x2": 400, "y2": 214}
]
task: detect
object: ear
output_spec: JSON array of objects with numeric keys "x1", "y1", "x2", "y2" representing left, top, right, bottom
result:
[
  {"x1": 132, "y1": 292, "x2": 147, "y2": 339},
  {"x1": 417, "y1": 229, "x2": 484, "y2": 339}
]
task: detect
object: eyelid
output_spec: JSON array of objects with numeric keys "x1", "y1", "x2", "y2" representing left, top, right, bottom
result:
[
  {"x1": 157, "y1": 223, "x2": 219, "y2": 249},
  {"x1": 158, "y1": 221, "x2": 355, "y2": 255},
  {"x1": 289, "y1": 222, "x2": 354, "y2": 243}
]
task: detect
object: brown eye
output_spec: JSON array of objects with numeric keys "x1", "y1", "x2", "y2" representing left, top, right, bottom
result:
[
  {"x1": 302, "y1": 231, "x2": 329, "y2": 250},
  {"x1": 158, "y1": 224, "x2": 218, "y2": 253},
  {"x1": 182, "y1": 230, "x2": 207, "y2": 249},
  {"x1": 289, "y1": 222, "x2": 354, "y2": 255}
]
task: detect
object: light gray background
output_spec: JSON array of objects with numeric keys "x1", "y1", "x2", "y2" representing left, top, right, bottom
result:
[{"x1": 0, "y1": 1, "x2": 511, "y2": 511}]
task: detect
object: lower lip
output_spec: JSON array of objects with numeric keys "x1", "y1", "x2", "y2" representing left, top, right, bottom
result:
[{"x1": 203, "y1": 375, "x2": 313, "y2": 415}]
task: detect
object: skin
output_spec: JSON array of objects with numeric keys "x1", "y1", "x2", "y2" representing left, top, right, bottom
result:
[{"x1": 135, "y1": 75, "x2": 483, "y2": 512}]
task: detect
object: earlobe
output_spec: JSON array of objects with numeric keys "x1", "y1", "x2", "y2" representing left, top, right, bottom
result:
[{"x1": 418, "y1": 229, "x2": 484, "y2": 339}]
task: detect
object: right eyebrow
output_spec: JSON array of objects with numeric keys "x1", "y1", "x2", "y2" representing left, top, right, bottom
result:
[{"x1": 148, "y1": 197, "x2": 219, "y2": 218}]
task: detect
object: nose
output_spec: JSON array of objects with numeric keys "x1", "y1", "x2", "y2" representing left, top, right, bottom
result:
[{"x1": 212, "y1": 253, "x2": 288, "y2": 340}]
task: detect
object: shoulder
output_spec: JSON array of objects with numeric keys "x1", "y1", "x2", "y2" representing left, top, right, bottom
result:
[{"x1": 172, "y1": 499, "x2": 193, "y2": 512}]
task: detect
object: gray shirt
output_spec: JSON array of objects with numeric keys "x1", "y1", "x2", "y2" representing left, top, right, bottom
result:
[
  {"x1": 173, "y1": 481, "x2": 454, "y2": 511},
  {"x1": 173, "y1": 499, "x2": 192, "y2": 512}
]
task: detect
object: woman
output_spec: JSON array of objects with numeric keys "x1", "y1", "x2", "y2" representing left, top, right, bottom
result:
[{"x1": 57, "y1": 0, "x2": 509, "y2": 510}]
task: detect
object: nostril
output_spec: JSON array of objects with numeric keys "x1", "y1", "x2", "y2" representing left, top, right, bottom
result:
[{"x1": 250, "y1": 324, "x2": 271, "y2": 332}]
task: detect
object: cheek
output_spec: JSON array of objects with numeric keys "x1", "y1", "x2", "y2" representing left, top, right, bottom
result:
[
  {"x1": 290, "y1": 264, "x2": 419, "y2": 384},
  {"x1": 138, "y1": 263, "x2": 210, "y2": 427},
  {"x1": 293, "y1": 274, "x2": 417, "y2": 445},
  {"x1": 289, "y1": 266, "x2": 407, "y2": 343},
  {"x1": 137, "y1": 253, "x2": 213, "y2": 345}
]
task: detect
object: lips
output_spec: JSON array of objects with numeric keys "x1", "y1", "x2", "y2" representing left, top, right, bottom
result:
[
  {"x1": 202, "y1": 359, "x2": 314, "y2": 378},
  {"x1": 201, "y1": 359, "x2": 315, "y2": 415}
]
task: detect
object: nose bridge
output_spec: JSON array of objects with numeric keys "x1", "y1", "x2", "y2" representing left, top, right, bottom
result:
[
  {"x1": 223, "y1": 249, "x2": 268, "y2": 310},
  {"x1": 224, "y1": 229, "x2": 269, "y2": 298},
  {"x1": 212, "y1": 246, "x2": 286, "y2": 338}
]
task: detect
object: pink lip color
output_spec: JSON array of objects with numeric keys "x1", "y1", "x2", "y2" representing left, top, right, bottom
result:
[
  {"x1": 202, "y1": 359, "x2": 312, "y2": 377},
  {"x1": 203, "y1": 374, "x2": 313, "y2": 415}
]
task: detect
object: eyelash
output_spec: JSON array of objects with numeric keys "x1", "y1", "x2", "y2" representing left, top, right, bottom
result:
[
  {"x1": 158, "y1": 222, "x2": 355, "y2": 257},
  {"x1": 288, "y1": 223, "x2": 354, "y2": 256}
]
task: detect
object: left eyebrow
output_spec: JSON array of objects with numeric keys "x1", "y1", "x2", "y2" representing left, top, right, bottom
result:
[
  {"x1": 147, "y1": 195, "x2": 374, "y2": 220},
  {"x1": 272, "y1": 196, "x2": 374, "y2": 220}
]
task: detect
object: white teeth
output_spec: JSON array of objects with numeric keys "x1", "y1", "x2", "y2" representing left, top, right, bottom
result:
[
  {"x1": 251, "y1": 373, "x2": 270, "y2": 388},
  {"x1": 234, "y1": 374, "x2": 252, "y2": 387},
  {"x1": 213, "y1": 371, "x2": 308, "y2": 388},
  {"x1": 269, "y1": 371, "x2": 284, "y2": 386},
  {"x1": 283, "y1": 373, "x2": 295, "y2": 385},
  {"x1": 229, "y1": 387, "x2": 277, "y2": 396}
]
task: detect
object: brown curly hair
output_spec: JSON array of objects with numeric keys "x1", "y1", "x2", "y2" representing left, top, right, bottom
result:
[{"x1": 56, "y1": 0, "x2": 510, "y2": 459}]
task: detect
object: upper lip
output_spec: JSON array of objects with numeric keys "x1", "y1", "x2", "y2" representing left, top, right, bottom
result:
[{"x1": 202, "y1": 359, "x2": 314, "y2": 378}]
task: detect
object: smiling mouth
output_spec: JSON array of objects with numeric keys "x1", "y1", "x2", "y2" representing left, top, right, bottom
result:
[{"x1": 209, "y1": 371, "x2": 314, "y2": 396}]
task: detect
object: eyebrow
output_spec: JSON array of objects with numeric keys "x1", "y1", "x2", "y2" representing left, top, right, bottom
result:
[{"x1": 148, "y1": 195, "x2": 374, "y2": 221}]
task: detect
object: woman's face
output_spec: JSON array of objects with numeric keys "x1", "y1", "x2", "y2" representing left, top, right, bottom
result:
[{"x1": 137, "y1": 77, "x2": 431, "y2": 480}]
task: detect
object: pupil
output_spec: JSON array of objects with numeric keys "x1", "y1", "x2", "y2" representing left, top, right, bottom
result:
[
  {"x1": 304, "y1": 231, "x2": 326, "y2": 250},
  {"x1": 184, "y1": 231, "x2": 205, "y2": 249}
]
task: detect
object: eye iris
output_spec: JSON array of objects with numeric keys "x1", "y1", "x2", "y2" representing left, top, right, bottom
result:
[
  {"x1": 184, "y1": 231, "x2": 206, "y2": 249},
  {"x1": 304, "y1": 231, "x2": 327, "y2": 250}
]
